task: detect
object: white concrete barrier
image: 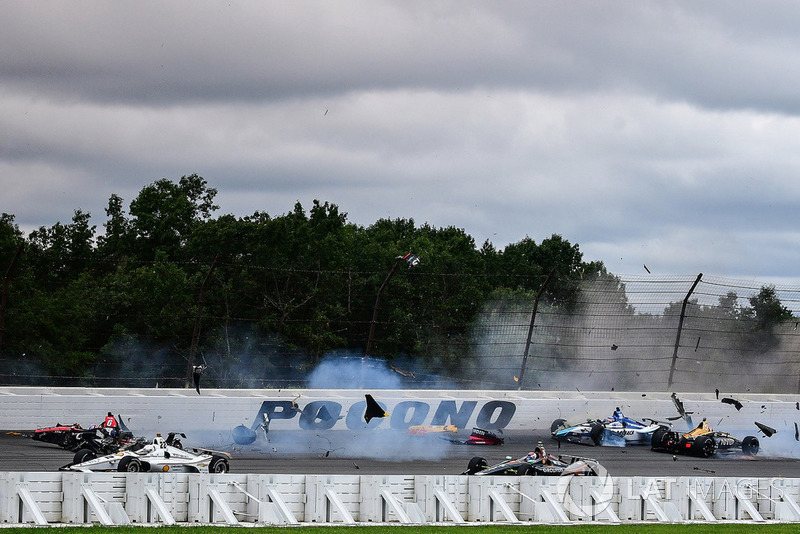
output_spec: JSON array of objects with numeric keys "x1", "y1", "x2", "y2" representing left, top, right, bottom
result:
[
  {"x1": 2, "y1": 471, "x2": 799, "y2": 525},
  {"x1": 1, "y1": 387, "x2": 794, "y2": 436}
]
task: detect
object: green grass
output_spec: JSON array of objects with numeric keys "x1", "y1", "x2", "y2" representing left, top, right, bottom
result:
[{"x1": 1, "y1": 525, "x2": 796, "y2": 533}]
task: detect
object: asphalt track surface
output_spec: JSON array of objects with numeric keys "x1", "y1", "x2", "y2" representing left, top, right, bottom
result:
[{"x1": 4, "y1": 429, "x2": 800, "y2": 478}]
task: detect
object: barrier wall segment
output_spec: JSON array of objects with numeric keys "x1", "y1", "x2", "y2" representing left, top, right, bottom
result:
[{"x1": 2, "y1": 472, "x2": 800, "y2": 526}]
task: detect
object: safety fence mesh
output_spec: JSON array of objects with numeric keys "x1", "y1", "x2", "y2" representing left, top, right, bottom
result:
[{"x1": 472, "y1": 274, "x2": 800, "y2": 393}]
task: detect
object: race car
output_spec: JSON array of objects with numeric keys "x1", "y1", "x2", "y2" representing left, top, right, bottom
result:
[
  {"x1": 30, "y1": 414, "x2": 134, "y2": 454},
  {"x1": 551, "y1": 408, "x2": 663, "y2": 446},
  {"x1": 60, "y1": 432, "x2": 231, "y2": 473},
  {"x1": 407, "y1": 424, "x2": 458, "y2": 436},
  {"x1": 443, "y1": 427, "x2": 504, "y2": 445},
  {"x1": 463, "y1": 444, "x2": 602, "y2": 477},
  {"x1": 650, "y1": 418, "x2": 759, "y2": 458}
]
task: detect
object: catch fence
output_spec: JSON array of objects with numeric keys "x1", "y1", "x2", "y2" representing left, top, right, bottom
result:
[{"x1": 2, "y1": 270, "x2": 799, "y2": 393}]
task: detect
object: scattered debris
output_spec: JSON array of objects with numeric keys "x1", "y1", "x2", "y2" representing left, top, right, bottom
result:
[
  {"x1": 364, "y1": 394, "x2": 389, "y2": 423},
  {"x1": 611, "y1": 344, "x2": 618, "y2": 351},
  {"x1": 192, "y1": 364, "x2": 207, "y2": 395},
  {"x1": 754, "y1": 421, "x2": 777, "y2": 437},
  {"x1": 389, "y1": 365, "x2": 416, "y2": 379},
  {"x1": 721, "y1": 397, "x2": 743, "y2": 411},
  {"x1": 795, "y1": 422, "x2": 799, "y2": 442},
  {"x1": 693, "y1": 467, "x2": 716, "y2": 474},
  {"x1": 695, "y1": 337, "x2": 701, "y2": 351},
  {"x1": 668, "y1": 392, "x2": 693, "y2": 423}
]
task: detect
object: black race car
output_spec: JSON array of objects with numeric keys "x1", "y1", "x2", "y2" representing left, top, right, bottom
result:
[
  {"x1": 463, "y1": 445, "x2": 602, "y2": 477},
  {"x1": 651, "y1": 418, "x2": 759, "y2": 458},
  {"x1": 31, "y1": 415, "x2": 134, "y2": 455}
]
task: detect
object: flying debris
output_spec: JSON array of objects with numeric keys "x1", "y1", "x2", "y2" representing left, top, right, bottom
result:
[
  {"x1": 389, "y1": 365, "x2": 416, "y2": 379},
  {"x1": 643, "y1": 264, "x2": 651, "y2": 274},
  {"x1": 399, "y1": 252, "x2": 421, "y2": 267},
  {"x1": 721, "y1": 397, "x2": 743, "y2": 411},
  {"x1": 668, "y1": 392, "x2": 694, "y2": 423},
  {"x1": 754, "y1": 422, "x2": 777, "y2": 437},
  {"x1": 364, "y1": 394, "x2": 389, "y2": 423},
  {"x1": 192, "y1": 365, "x2": 207, "y2": 395}
]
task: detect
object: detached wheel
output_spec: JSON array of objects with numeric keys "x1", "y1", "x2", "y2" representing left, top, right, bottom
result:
[
  {"x1": 590, "y1": 424, "x2": 605, "y2": 446},
  {"x1": 117, "y1": 457, "x2": 143, "y2": 472},
  {"x1": 466, "y1": 456, "x2": 488, "y2": 475},
  {"x1": 73, "y1": 448, "x2": 96, "y2": 464},
  {"x1": 742, "y1": 436, "x2": 760, "y2": 455},
  {"x1": 550, "y1": 418, "x2": 568, "y2": 435},
  {"x1": 693, "y1": 435, "x2": 717, "y2": 458},
  {"x1": 209, "y1": 455, "x2": 229, "y2": 473}
]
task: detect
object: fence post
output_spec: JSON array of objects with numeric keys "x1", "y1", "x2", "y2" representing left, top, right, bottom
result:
[
  {"x1": 668, "y1": 273, "x2": 703, "y2": 388},
  {"x1": 517, "y1": 269, "x2": 554, "y2": 390}
]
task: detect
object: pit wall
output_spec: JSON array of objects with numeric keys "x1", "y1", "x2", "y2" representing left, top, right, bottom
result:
[
  {"x1": 1, "y1": 387, "x2": 796, "y2": 435},
  {"x1": 2, "y1": 471, "x2": 800, "y2": 525}
]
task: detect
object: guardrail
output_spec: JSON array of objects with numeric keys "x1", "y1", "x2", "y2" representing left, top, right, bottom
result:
[{"x1": 2, "y1": 472, "x2": 800, "y2": 525}]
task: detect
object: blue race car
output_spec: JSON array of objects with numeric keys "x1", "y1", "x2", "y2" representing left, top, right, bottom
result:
[{"x1": 551, "y1": 408, "x2": 664, "y2": 446}]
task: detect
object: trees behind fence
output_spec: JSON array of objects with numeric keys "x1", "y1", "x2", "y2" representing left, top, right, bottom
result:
[{"x1": 1, "y1": 176, "x2": 798, "y2": 392}]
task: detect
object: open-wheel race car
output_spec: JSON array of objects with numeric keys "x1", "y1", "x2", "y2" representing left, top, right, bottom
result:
[
  {"x1": 463, "y1": 444, "x2": 602, "y2": 477},
  {"x1": 60, "y1": 432, "x2": 231, "y2": 473},
  {"x1": 443, "y1": 427, "x2": 504, "y2": 445},
  {"x1": 650, "y1": 418, "x2": 759, "y2": 458},
  {"x1": 551, "y1": 408, "x2": 663, "y2": 446},
  {"x1": 31, "y1": 414, "x2": 134, "y2": 454}
]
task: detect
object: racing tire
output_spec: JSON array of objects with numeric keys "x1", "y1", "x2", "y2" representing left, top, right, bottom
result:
[
  {"x1": 466, "y1": 456, "x2": 488, "y2": 475},
  {"x1": 73, "y1": 448, "x2": 96, "y2": 465},
  {"x1": 550, "y1": 418, "x2": 568, "y2": 436},
  {"x1": 589, "y1": 423, "x2": 605, "y2": 446},
  {"x1": 693, "y1": 435, "x2": 717, "y2": 458},
  {"x1": 209, "y1": 455, "x2": 230, "y2": 473},
  {"x1": 742, "y1": 436, "x2": 760, "y2": 455},
  {"x1": 518, "y1": 464, "x2": 537, "y2": 476},
  {"x1": 650, "y1": 427, "x2": 670, "y2": 450},
  {"x1": 117, "y1": 457, "x2": 143, "y2": 472}
]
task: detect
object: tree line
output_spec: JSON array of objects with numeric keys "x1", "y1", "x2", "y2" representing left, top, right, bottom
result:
[{"x1": 0, "y1": 175, "x2": 793, "y2": 389}]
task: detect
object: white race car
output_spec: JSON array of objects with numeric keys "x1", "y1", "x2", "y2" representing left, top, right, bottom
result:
[
  {"x1": 60, "y1": 432, "x2": 230, "y2": 473},
  {"x1": 551, "y1": 408, "x2": 664, "y2": 446}
]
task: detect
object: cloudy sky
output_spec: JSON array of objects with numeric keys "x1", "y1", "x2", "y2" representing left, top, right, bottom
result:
[{"x1": 3, "y1": 1, "x2": 800, "y2": 286}]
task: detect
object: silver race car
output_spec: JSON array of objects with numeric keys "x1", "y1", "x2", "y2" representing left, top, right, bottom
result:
[{"x1": 60, "y1": 432, "x2": 230, "y2": 473}]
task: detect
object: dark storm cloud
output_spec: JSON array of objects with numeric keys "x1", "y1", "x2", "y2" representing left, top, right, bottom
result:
[{"x1": 3, "y1": 1, "x2": 800, "y2": 285}]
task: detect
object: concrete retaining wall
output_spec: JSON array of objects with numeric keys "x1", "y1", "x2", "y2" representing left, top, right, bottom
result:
[
  {"x1": 2, "y1": 471, "x2": 800, "y2": 525},
  {"x1": 1, "y1": 387, "x2": 796, "y2": 436}
]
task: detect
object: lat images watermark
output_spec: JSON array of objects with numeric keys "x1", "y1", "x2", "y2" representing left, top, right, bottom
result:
[{"x1": 555, "y1": 459, "x2": 615, "y2": 519}]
